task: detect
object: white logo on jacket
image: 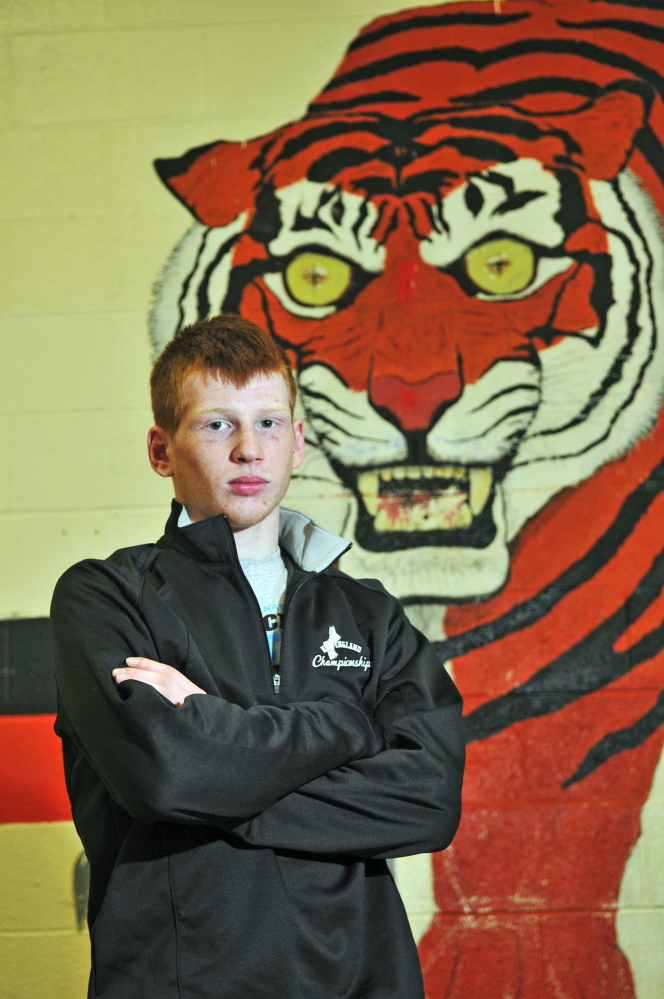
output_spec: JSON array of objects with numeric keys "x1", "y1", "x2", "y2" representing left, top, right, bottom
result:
[{"x1": 313, "y1": 626, "x2": 371, "y2": 671}]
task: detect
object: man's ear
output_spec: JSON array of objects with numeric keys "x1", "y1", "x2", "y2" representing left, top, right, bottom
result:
[
  {"x1": 147, "y1": 427, "x2": 174, "y2": 478},
  {"x1": 291, "y1": 419, "x2": 305, "y2": 470}
]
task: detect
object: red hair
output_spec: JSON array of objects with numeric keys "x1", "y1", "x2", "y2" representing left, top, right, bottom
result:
[{"x1": 150, "y1": 314, "x2": 297, "y2": 435}]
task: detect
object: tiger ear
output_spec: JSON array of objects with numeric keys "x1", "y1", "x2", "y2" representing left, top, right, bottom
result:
[
  {"x1": 154, "y1": 136, "x2": 266, "y2": 227},
  {"x1": 544, "y1": 83, "x2": 652, "y2": 181}
]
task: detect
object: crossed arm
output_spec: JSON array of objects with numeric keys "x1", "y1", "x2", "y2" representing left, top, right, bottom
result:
[
  {"x1": 53, "y1": 560, "x2": 464, "y2": 858},
  {"x1": 112, "y1": 656, "x2": 206, "y2": 706}
]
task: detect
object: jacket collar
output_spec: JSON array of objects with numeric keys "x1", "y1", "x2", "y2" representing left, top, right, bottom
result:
[{"x1": 159, "y1": 500, "x2": 350, "y2": 573}]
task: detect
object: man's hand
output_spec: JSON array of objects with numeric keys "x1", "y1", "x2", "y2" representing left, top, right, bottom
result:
[{"x1": 112, "y1": 657, "x2": 207, "y2": 707}]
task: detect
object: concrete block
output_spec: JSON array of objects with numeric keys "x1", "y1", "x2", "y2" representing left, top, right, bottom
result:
[
  {"x1": 619, "y1": 748, "x2": 664, "y2": 909},
  {"x1": 0, "y1": 37, "x2": 9, "y2": 125},
  {"x1": 200, "y1": 18, "x2": 368, "y2": 121},
  {"x1": 11, "y1": 27, "x2": 207, "y2": 126},
  {"x1": 0, "y1": 505, "x2": 168, "y2": 618},
  {"x1": 0, "y1": 0, "x2": 107, "y2": 33},
  {"x1": 103, "y1": 0, "x2": 477, "y2": 30},
  {"x1": 0, "y1": 416, "x2": 11, "y2": 513},
  {"x1": 0, "y1": 221, "x2": 14, "y2": 319},
  {"x1": 0, "y1": 125, "x2": 106, "y2": 223},
  {"x1": 0, "y1": 310, "x2": 152, "y2": 416},
  {"x1": 0, "y1": 928, "x2": 89, "y2": 999},
  {"x1": 0, "y1": 823, "x2": 82, "y2": 931},
  {"x1": 9, "y1": 212, "x2": 183, "y2": 315},
  {"x1": 616, "y1": 908, "x2": 664, "y2": 999},
  {"x1": 8, "y1": 407, "x2": 164, "y2": 514}
]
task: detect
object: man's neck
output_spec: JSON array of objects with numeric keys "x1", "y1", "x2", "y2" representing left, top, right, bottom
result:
[
  {"x1": 179, "y1": 503, "x2": 280, "y2": 560},
  {"x1": 233, "y1": 510, "x2": 281, "y2": 560}
]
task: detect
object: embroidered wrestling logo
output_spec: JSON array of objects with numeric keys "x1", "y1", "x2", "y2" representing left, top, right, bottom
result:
[{"x1": 313, "y1": 626, "x2": 371, "y2": 671}]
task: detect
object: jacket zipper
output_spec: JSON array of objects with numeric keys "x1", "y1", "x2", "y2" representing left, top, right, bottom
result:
[
  {"x1": 222, "y1": 518, "x2": 278, "y2": 695},
  {"x1": 224, "y1": 515, "x2": 351, "y2": 697}
]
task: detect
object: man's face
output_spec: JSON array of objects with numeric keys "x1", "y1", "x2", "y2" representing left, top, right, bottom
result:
[{"x1": 151, "y1": 370, "x2": 305, "y2": 530}]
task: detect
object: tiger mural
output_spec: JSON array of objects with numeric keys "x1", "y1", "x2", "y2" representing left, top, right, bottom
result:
[{"x1": 151, "y1": 2, "x2": 664, "y2": 996}]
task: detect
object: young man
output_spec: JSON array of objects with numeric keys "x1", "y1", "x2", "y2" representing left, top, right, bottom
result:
[{"x1": 51, "y1": 315, "x2": 464, "y2": 999}]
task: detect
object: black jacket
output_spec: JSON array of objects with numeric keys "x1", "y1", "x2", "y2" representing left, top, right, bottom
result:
[{"x1": 51, "y1": 503, "x2": 464, "y2": 999}]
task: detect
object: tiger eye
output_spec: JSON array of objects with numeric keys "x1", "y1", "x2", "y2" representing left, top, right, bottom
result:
[
  {"x1": 464, "y1": 238, "x2": 535, "y2": 295},
  {"x1": 285, "y1": 251, "x2": 352, "y2": 307}
]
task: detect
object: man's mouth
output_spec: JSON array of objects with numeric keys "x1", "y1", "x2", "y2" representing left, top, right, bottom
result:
[
  {"x1": 228, "y1": 476, "x2": 269, "y2": 496},
  {"x1": 356, "y1": 465, "x2": 494, "y2": 547}
]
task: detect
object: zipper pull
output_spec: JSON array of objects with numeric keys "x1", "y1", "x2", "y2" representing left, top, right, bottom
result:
[{"x1": 273, "y1": 672, "x2": 281, "y2": 695}]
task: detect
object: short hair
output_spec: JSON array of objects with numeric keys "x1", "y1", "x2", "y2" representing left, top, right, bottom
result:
[{"x1": 150, "y1": 314, "x2": 297, "y2": 435}]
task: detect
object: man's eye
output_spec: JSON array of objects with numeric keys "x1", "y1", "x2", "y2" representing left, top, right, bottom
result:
[
  {"x1": 260, "y1": 419, "x2": 276, "y2": 429},
  {"x1": 208, "y1": 421, "x2": 223, "y2": 430}
]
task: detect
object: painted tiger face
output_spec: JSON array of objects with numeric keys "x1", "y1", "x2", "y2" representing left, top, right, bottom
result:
[{"x1": 151, "y1": 14, "x2": 664, "y2": 607}]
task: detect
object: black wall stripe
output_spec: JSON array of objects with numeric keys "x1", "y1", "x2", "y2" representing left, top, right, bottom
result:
[
  {"x1": 322, "y1": 40, "x2": 664, "y2": 99},
  {"x1": 462, "y1": 546, "x2": 664, "y2": 745},
  {"x1": 433, "y1": 457, "x2": 664, "y2": 660},
  {"x1": 563, "y1": 689, "x2": 664, "y2": 786},
  {"x1": 347, "y1": 11, "x2": 530, "y2": 54},
  {"x1": 558, "y1": 16, "x2": 664, "y2": 44},
  {"x1": 309, "y1": 91, "x2": 419, "y2": 114},
  {"x1": 0, "y1": 618, "x2": 57, "y2": 716}
]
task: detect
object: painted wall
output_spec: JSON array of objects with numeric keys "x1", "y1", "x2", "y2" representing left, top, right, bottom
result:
[{"x1": 1, "y1": 1, "x2": 663, "y2": 997}]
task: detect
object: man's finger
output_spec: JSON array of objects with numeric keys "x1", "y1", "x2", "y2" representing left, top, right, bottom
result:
[
  {"x1": 113, "y1": 667, "x2": 168, "y2": 687},
  {"x1": 125, "y1": 656, "x2": 174, "y2": 674}
]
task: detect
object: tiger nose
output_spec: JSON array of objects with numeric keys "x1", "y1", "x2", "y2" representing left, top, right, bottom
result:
[{"x1": 370, "y1": 372, "x2": 462, "y2": 431}]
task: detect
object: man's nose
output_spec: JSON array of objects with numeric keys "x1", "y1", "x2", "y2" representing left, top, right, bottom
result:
[{"x1": 231, "y1": 426, "x2": 263, "y2": 462}]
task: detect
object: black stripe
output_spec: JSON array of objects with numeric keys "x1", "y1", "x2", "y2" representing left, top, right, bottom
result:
[
  {"x1": 592, "y1": 0, "x2": 664, "y2": 10},
  {"x1": 432, "y1": 457, "x2": 664, "y2": 660},
  {"x1": 559, "y1": 16, "x2": 664, "y2": 45},
  {"x1": 449, "y1": 77, "x2": 602, "y2": 106},
  {"x1": 536, "y1": 222, "x2": 639, "y2": 437},
  {"x1": 308, "y1": 91, "x2": 419, "y2": 113},
  {"x1": 439, "y1": 134, "x2": 519, "y2": 162},
  {"x1": 322, "y1": 41, "x2": 664, "y2": 99},
  {"x1": 525, "y1": 188, "x2": 656, "y2": 459},
  {"x1": 635, "y1": 125, "x2": 664, "y2": 185},
  {"x1": 347, "y1": 11, "x2": 530, "y2": 54},
  {"x1": 462, "y1": 547, "x2": 664, "y2": 747},
  {"x1": 1, "y1": 618, "x2": 56, "y2": 715},
  {"x1": 278, "y1": 121, "x2": 389, "y2": 165},
  {"x1": 195, "y1": 233, "x2": 242, "y2": 320},
  {"x1": 307, "y1": 147, "x2": 376, "y2": 184},
  {"x1": 446, "y1": 114, "x2": 549, "y2": 142},
  {"x1": 154, "y1": 140, "x2": 219, "y2": 183},
  {"x1": 176, "y1": 227, "x2": 211, "y2": 331},
  {"x1": 468, "y1": 383, "x2": 540, "y2": 415},
  {"x1": 563, "y1": 690, "x2": 664, "y2": 786}
]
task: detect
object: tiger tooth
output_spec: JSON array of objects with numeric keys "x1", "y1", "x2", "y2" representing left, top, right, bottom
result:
[
  {"x1": 469, "y1": 468, "x2": 493, "y2": 515},
  {"x1": 380, "y1": 469, "x2": 393, "y2": 482},
  {"x1": 454, "y1": 502, "x2": 473, "y2": 528},
  {"x1": 406, "y1": 466, "x2": 420, "y2": 480},
  {"x1": 357, "y1": 471, "x2": 379, "y2": 515},
  {"x1": 422, "y1": 467, "x2": 435, "y2": 479}
]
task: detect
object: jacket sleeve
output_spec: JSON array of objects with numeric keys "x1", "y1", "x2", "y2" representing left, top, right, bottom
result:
[
  {"x1": 222, "y1": 601, "x2": 465, "y2": 858},
  {"x1": 51, "y1": 560, "x2": 384, "y2": 825}
]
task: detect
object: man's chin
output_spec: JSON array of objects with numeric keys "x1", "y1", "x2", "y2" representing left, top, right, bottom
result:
[{"x1": 222, "y1": 493, "x2": 283, "y2": 533}]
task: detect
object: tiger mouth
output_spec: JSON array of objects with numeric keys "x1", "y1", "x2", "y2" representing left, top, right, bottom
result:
[{"x1": 356, "y1": 465, "x2": 493, "y2": 534}]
